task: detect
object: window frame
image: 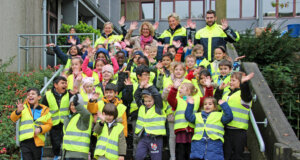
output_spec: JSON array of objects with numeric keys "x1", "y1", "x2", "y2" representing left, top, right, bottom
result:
[{"x1": 121, "y1": 0, "x2": 155, "y2": 20}]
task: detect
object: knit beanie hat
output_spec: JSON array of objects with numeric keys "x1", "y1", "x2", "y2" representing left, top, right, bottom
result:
[
  {"x1": 81, "y1": 77, "x2": 95, "y2": 87},
  {"x1": 102, "y1": 64, "x2": 114, "y2": 74},
  {"x1": 69, "y1": 94, "x2": 84, "y2": 106}
]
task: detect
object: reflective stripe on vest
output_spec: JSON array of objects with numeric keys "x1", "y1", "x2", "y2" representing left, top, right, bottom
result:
[
  {"x1": 62, "y1": 113, "x2": 92, "y2": 153},
  {"x1": 222, "y1": 90, "x2": 250, "y2": 130},
  {"x1": 19, "y1": 104, "x2": 51, "y2": 143},
  {"x1": 46, "y1": 91, "x2": 69, "y2": 126},
  {"x1": 193, "y1": 112, "x2": 224, "y2": 142},
  {"x1": 94, "y1": 123, "x2": 124, "y2": 160},
  {"x1": 63, "y1": 59, "x2": 71, "y2": 73},
  {"x1": 135, "y1": 105, "x2": 166, "y2": 135}
]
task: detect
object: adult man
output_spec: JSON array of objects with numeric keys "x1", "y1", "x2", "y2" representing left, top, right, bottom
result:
[{"x1": 192, "y1": 10, "x2": 240, "y2": 62}]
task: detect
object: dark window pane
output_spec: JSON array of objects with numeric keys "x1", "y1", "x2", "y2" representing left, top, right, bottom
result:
[
  {"x1": 191, "y1": 1, "x2": 204, "y2": 19},
  {"x1": 242, "y1": 0, "x2": 255, "y2": 17},
  {"x1": 227, "y1": 0, "x2": 240, "y2": 18},
  {"x1": 126, "y1": 1, "x2": 140, "y2": 20}
]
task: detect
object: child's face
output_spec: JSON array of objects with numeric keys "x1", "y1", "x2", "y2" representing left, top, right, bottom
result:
[
  {"x1": 70, "y1": 102, "x2": 77, "y2": 113},
  {"x1": 102, "y1": 71, "x2": 113, "y2": 81},
  {"x1": 143, "y1": 46, "x2": 151, "y2": 55},
  {"x1": 54, "y1": 80, "x2": 67, "y2": 94},
  {"x1": 203, "y1": 99, "x2": 216, "y2": 113},
  {"x1": 97, "y1": 53, "x2": 106, "y2": 59},
  {"x1": 174, "y1": 65, "x2": 185, "y2": 79},
  {"x1": 138, "y1": 72, "x2": 150, "y2": 82},
  {"x1": 162, "y1": 57, "x2": 172, "y2": 68},
  {"x1": 133, "y1": 55, "x2": 140, "y2": 64},
  {"x1": 84, "y1": 84, "x2": 94, "y2": 94},
  {"x1": 179, "y1": 85, "x2": 190, "y2": 97},
  {"x1": 95, "y1": 61, "x2": 105, "y2": 72},
  {"x1": 149, "y1": 50, "x2": 157, "y2": 58},
  {"x1": 168, "y1": 48, "x2": 176, "y2": 56},
  {"x1": 214, "y1": 48, "x2": 226, "y2": 60},
  {"x1": 104, "y1": 90, "x2": 116, "y2": 101},
  {"x1": 27, "y1": 90, "x2": 41, "y2": 105},
  {"x1": 199, "y1": 75, "x2": 211, "y2": 87},
  {"x1": 219, "y1": 65, "x2": 231, "y2": 76},
  {"x1": 186, "y1": 57, "x2": 196, "y2": 69},
  {"x1": 116, "y1": 53, "x2": 125, "y2": 66},
  {"x1": 230, "y1": 77, "x2": 240, "y2": 90},
  {"x1": 143, "y1": 96, "x2": 154, "y2": 108},
  {"x1": 103, "y1": 112, "x2": 115, "y2": 123},
  {"x1": 71, "y1": 59, "x2": 82, "y2": 73},
  {"x1": 138, "y1": 58, "x2": 147, "y2": 66},
  {"x1": 70, "y1": 28, "x2": 76, "y2": 34},
  {"x1": 69, "y1": 46, "x2": 78, "y2": 56},
  {"x1": 194, "y1": 49, "x2": 204, "y2": 57}
]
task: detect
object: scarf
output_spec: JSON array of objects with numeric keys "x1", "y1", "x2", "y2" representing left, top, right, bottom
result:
[{"x1": 140, "y1": 35, "x2": 153, "y2": 49}]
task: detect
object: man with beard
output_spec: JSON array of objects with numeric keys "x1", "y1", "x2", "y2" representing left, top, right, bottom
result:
[{"x1": 193, "y1": 10, "x2": 240, "y2": 62}]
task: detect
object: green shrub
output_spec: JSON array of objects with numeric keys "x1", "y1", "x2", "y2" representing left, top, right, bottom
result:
[{"x1": 0, "y1": 57, "x2": 57, "y2": 159}]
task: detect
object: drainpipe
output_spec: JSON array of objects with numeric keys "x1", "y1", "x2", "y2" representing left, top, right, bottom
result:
[
  {"x1": 43, "y1": 0, "x2": 47, "y2": 70},
  {"x1": 258, "y1": 0, "x2": 263, "y2": 27}
]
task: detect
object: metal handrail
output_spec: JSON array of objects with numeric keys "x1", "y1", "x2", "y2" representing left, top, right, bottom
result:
[
  {"x1": 249, "y1": 109, "x2": 266, "y2": 152},
  {"x1": 18, "y1": 33, "x2": 95, "y2": 73}
]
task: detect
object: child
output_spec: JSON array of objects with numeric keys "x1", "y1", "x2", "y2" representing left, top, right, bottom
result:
[
  {"x1": 62, "y1": 94, "x2": 93, "y2": 160},
  {"x1": 167, "y1": 45, "x2": 177, "y2": 57},
  {"x1": 94, "y1": 48, "x2": 119, "y2": 74},
  {"x1": 185, "y1": 55, "x2": 197, "y2": 74},
  {"x1": 134, "y1": 89, "x2": 166, "y2": 160},
  {"x1": 192, "y1": 44, "x2": 210, "y2": 68},
  {"x1": 214, "y1": 59, "x2": 232, "y2": 86},
  {"x1": 214, "y1": 72, "x2": 254, "y2": 160},
  {"x1": 11, "y1": 88, "x2": 52, "y2": 160},
  {"x1": 185, "y1": 97, "x2": 233, "y2": 160},
  {"x1": 80, "y1": 77, "x2": 102, "y2": 108},
  {"x1": 82, "y1": 48, "x2": 107, "y2": 83},
  {"x1": 42, "y1": 76, "x2": 76, "y2": 160},
  {"x1": 167, "y1": 81, "x2": 199, "y2": 160},
  {"x1": 93, "y1": 83, "x2": 128, "y2": 137},
  {"x1": 66, "y1": 27, "x2": 81, "y2": 45},
  {"x1": 94, "y1": 103, "x2": 127, "y2": 160},
  {"x1": 115, "y1": 51, "x2": 127, "y2": 71}
]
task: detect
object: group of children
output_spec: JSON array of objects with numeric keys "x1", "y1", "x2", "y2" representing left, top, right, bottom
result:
[{"x1": 11, "y1": 25, "x2": 254, "y2": 160}]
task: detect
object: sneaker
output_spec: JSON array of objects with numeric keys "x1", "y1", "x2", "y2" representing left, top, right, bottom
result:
[{"x1": 53, "y1": 156, "x2": 61, "y2": 160}]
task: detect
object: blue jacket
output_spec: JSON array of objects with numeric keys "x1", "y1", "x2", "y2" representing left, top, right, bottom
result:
[{"x1": 185, "y1": 102, "x2": 233, "y2": 160}]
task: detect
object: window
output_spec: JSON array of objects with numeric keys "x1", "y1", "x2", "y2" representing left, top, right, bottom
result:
[
  {"x1": 297, "y1": 0, "x2": 300, "y2": 16},
  {"x1": 227, "y1": 0, "x2": 240, "y2": 18},
  {"x1": 242, "y1": 0, "x2": 255, "y2": 17},
  {"x1": 226, "y1": 0, "x2": 256, "y2": 18},
  {"x1": 264, "y1": 0, "x2": 299, "y2": 17},
  {"x1": 121, "y1": 0, "x2": 154, "y2": 20},
  {"x1": 278, "y1": 0, "x2": 293, "y2": 17},
  {"x1": 160, "y1": 0, "x2": 205, "y2": 19}
]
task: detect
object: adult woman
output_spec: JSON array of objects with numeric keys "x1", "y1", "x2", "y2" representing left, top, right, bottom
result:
[
  {"x1": 125, "y1": 21, "x2": 158, "y2": 49},
  {"x1": 158, "y1": 13, "x2": 187, "y2": 47},
  {"x1": 94, "y1": 22, "x2": 124, "y2": 48}
]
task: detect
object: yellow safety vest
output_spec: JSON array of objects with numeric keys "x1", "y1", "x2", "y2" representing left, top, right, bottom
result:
[
  {"x1": 46, "y1": 91, "x2": 69, "y2": 126},
  {"x1": 195, "y1": 58, "x2": 210, "y2": 68},
  {"x1": 130, "y1": 83, "x2": 139, "y2": 113},
  {"x1": 67, "y1": 73, "x2": 99, "y2": 90},
  {"x1": 222, "y1": 90, "x2": 251, "y2": 130},
  {"x1": 130, "y1": 72, "x2": 155, "y2": 86},
  {"x1": 193, "y1": 112, "x2": 224, "y2": 142},
  {"x1": 162, "y1": 76, "x2": 174, "y2": 115},
  {"x1": 210, "y1": 62, "x2": 220, "y2": 82},
  {"x1": 80, "y1": 89, "x2": 102, "y2": 109},
  {"x1": 159, "y1": 27, "x2": 187, "y2": 45},
  {"x1": 63, "y1": 59, "x2": 71, "y2": 73},
  {"x1": 135, "y1": 105, "x2": 166, "y2": 135},
  {"x1": 94, "y1": 34, "x2": 123, "y2": 48},
  {"x1": 62, "y1": 113, "x2": 93, "y2": 153},
  {"x1": 94, "y1": 123, "x2": 124, "y2": 160},
  {"x1": 19, "y1": 104, "x2": 51, "y2": 143}
]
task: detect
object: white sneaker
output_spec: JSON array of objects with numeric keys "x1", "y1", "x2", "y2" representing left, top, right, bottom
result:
[{"x1": 53, "y1": 156, "x2": 61, "y2": 160}]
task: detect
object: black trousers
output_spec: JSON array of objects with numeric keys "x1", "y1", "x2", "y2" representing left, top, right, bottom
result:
[
  {"x1": 50, "y1": 123, "x2": 64, "y2": 156},
  {"x1": 224, "y1": 128, "x2": 247, "y2": 160},
  {"x1": 21, "y1": 138, "x2": 43, "y2": 160},
  {"x1": 175, "y1": 143, "x2": 191, "y2": 160}
]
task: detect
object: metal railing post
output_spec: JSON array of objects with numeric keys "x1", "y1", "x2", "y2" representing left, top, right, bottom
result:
[
  {"x1": 26, "y1": 38, "x2": 29, "y2": 71},
  {"x1": 54, "y1": 34, "x2": 57, "y2": 66},
  {"x1": 250, "y1": 110, "x2": 266, "y2": 152},
  {"x1": 18, "y1": 36, "x2": 21, "y2": 73}
]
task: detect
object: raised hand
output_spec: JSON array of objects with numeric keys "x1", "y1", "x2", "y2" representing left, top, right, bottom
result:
[
  {"x1": 47, "y1": 43, "x2": 56, "y2": 47},
  {"x1": 172, "y1": 40, "x2": 181, "y2": 48},
  {"x1": 186, "y1": 96, "x2": 194, "y2": 104},
  {"x1": 234, "y1": 55, "x2": 246, "y2": 62},
  {"x1": 118, "y1": 16, "x2": 126, "y2": 26},
  {"x1": 204, "y1": 76, "x2": 212, "y2": 87},
  {"x1": 124, "y1": 77, "x2": 133, "y2": 86},
  {"x1": 87, "y1": 47, "x2": 94, "y2": 59},
  {"x1": 221, "y1": 19, "x2": 228, "y2": 30},
  {"x1": 16, "y1": 99, "x2": 24, "y2": 114},
  {"x1": 91, "y1": 92, "x2": 100, "y2": 101},
  {"x1": 70, "y1": 38, "x2": 77, "y2": 45},
  {"x1": 34, "y1": 128, "x2": 41, "y2": 136},
  {"x1": 173, "y1": 79, "x2": 182, "y2": 89},
  {"x1": 241, "y1": 72, "x2": 254, "y2": 83},
  {"x1": 83, "y1": 37, "x2": 92, "y2": 46},
  {"x1": 97, "y1": 111, "x2": 105, "y2": 123},
  {"x1": 193, "y1": 67, "x2": 201, "y2": 77},
  {"x1": 186, "y1": 19, "x2": 196, "y2": 29},
  {"x1": 219, "y1": 82, "x2": 229, "y2": 90},
  {"x1": 129, "y1": 21, "x2": 138, "y2": 31},
  {"x1": 153, "y1": 22, "x2": 159, "y2": 30},
  {"x1": 218, "y1": 99, "x2": 226, "y2": 105}
]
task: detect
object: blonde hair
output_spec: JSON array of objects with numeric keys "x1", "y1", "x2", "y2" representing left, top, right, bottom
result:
[
  {"x1": 104, "y1": 22, "x2": 114, "y2": 30},
  {"x1": 139, "y1": 21, "x2": 155, "y2": 37},
  {"x1": 181, "y1": 82, "x2": 198, "y2": 96},
  {"x1": 231, "y1": 71, "x2": 244, "y2": 83},
  {"x1": 192, "y1": 44, "x2": 204, "y2": 56},
  {"x1": 168, "y1": 13, "x2": 180, "y2": 23},
  {"x1": 171, "y1": 62, "x2": 186, "y2": 74},
  {"x1": 185, "y1": 55, "x2": 196, "y2": 62}
]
